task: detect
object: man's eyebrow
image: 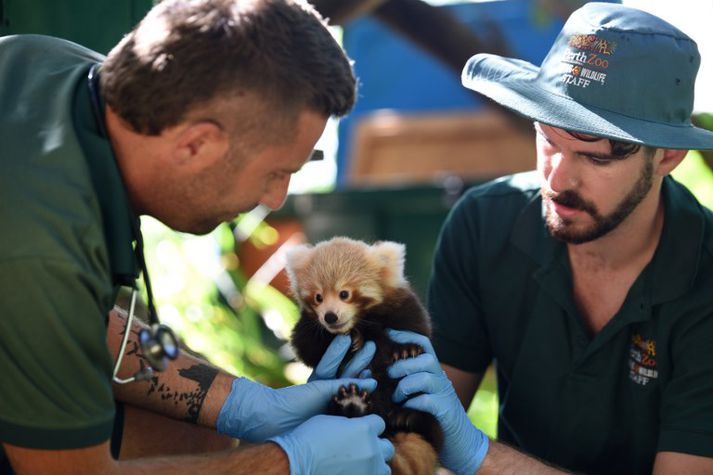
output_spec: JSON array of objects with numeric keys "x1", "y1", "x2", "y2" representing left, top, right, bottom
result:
[
  {"x1": 579, "y1": 151, "x2": 626, "y2": 161},
  {"x1": 535, "y1": 124, "x2": 623, "y2": 160}
]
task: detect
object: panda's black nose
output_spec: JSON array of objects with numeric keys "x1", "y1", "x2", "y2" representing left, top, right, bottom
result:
[{"x1": 325, "y1": 312, "x2": 338, "y2": 324}]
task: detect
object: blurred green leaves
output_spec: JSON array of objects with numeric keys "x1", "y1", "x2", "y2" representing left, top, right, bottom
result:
[{"x1": 141, "y1": 215, "x2": 301, "y2": 388}]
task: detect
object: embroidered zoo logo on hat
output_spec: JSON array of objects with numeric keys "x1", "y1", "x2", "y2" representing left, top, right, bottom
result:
[
  {"x1": 569, "y1": 34, "x2": 617, "y2": 56},
  {"x1": 461, "y1": 2, "x2": 713, "y2": 150},
  {"x1": 561, "y1": 34, "x2": 614, "y2": 89},
  {"x1": 628, "y1": 333, "x2": 658, "y2": 386}
]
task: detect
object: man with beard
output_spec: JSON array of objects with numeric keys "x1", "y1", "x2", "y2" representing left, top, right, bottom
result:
[{"x1": 382, "y1": 3, "x2": 713, "y2": 475}]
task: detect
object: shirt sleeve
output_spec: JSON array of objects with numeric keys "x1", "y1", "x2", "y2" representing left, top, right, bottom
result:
[
  {"x1": 0, "y1": 257, "x2": 116, "y2": 449},
  {"x1": 658, "y1": 305, "x2": 713, "y2": 457},
  {"x1": 428, "y1": 193, "x2": 493, "y2": 373}
]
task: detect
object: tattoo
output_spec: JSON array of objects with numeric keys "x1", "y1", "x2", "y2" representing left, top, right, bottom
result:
[
  {"x1": 145, "y1": 363, "x2": 219, "y2": 424},
  {"x1": 113, "y1": 309, "x2": 152, "y2": 375},
  {"x1": 114, "y1": 311, "x2": 219, "y2": 424},
  {"x1": 126, "y1": 339, "x2": 151, "y2": 365},
  {"x1": 178, "y1": 364, "x2": 219, "y2": 424}
]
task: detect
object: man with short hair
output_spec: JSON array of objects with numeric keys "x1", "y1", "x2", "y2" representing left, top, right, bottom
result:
[
  {"x1": 0, "y1": 0, "x2": 392, "y2": 473},
  {"x1": 387, "y1": 3, "x2": 713, "y2": 473}
]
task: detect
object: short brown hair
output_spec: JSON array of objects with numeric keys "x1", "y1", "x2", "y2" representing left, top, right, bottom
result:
[
  {"x1": 568, "y1": 131, "x2": 656, "y2": 159},
  {"x1": 101, "y1": 0, "x2": 356, "y2": 135}
]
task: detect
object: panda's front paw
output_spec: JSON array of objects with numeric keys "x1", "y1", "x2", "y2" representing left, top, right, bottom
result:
[
  {"x1": 328, "y1": 383, "x2": 371, "y2": 418},
  {"x1": 391, "y1": 343, "x2": 424, "y2": 362}
]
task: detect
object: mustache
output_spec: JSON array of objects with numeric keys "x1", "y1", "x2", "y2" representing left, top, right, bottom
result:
[{"x1": 543, "y1": 189, "x2": 597, "y2": 215}]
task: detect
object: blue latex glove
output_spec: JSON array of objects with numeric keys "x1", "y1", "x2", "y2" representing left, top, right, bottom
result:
[
  {"x1": 269, "y1": 414, "x2": 394, "y2": 475},
  {"x1": 308, "y1": 334, "x2": 376, "y2": 381},
  {"x1": 387, "y1": 329, "x2": 489, "y2": 475},
  {"x1": 216, "y1": 376, "x2": 377, "y2": 442}
]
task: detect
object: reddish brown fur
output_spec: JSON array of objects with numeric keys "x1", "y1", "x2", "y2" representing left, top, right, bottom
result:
[{"x1": 286, "y1": 237, "x2": 443, "y2": 475}]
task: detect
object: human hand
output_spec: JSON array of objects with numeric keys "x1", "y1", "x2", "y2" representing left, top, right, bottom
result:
[
  {"x1": 216, "y1": 376, "x2": 377, "y2": 442},
  {"x1": 308, "y1": 334, "x2": 376, "y2": 382},
  {"x1": 387, "y1": 329, "x2": 489, "y2": 475},
  {"x1": 269, "y1": 414, "x2": 394, "y2": 475}
]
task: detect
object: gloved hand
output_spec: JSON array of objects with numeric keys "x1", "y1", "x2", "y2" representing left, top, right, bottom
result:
[
  {"x1": 269, "y1": 414, "x2": 394, "y2": 475},
  {"x1": 308, "y1": 334, "x2": 376, "y2": 381},
  {"x1": 387, "y1": 329, "x2": 489, "y2": 475},
  {"x1": 216, "y1": 376, "x2": 377, "y2": 442}
]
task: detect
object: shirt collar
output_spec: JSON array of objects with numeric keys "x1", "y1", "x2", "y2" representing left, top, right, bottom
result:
[
  {"x1": 72, "y1": 63, "x2": 140, "y2": 287},
  {"x1": 510, "y1": 190, "x2": 562, "y2": 268}
]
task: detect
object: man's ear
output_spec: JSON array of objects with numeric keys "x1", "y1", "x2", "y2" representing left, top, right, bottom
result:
[
  {"x1": 173, "y1": 121, "x2": 229, "y2": 165},
  {"x1": 655, "y1": 148, "x2": 688, "y2": 177}
]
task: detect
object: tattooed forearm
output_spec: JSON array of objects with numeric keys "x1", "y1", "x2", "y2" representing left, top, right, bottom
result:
[
  {"x1": 145, "y1": 364, "x2": 219, "y2": 424},
  {"x1": 110, "y1": 309, "x2": 220, "y2": 424},
  {"x1": 178, "y1": 364, "x2": 219, "y2": 423}
]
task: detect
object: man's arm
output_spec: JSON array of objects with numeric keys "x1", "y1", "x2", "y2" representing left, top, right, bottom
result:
[
  {"x1": 477, "y1": 442, "x2": 570, "y2": 474},
  {"x1": 437, "y1": 363, "x2": 573, "y2": 474},
  {"x1": 653, "y1": 451, "x2": 713, "y2": 474},
  {"x1": 3, "y1": 440, "x2": 288, "y2": 475},
  {"x1": 442, "y1": 363, "x2": 570, "y2": 474},
  {"x1": 107, "y1": 307, "x2": 234, "y2": 428},
  {"x1": 477, "y1": 446, "x2": 713, "y2": 475},
  {"x1": 444, "y1": 364, "x2": 713, "y2": 475},
  {"x1": 442, "y1": 363, "x2": 483, "y2": 409},
  {"x1": 4, "y1": 403, "x2": 393, "y2": 475}
]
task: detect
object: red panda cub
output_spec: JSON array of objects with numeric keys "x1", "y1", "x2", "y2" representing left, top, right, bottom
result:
[{"x1": 286, "y1": 237, "x2": 443, "y2": 475}]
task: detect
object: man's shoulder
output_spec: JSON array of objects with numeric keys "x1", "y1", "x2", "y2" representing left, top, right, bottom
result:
[
  {"x1": 0, "y1": 34, "x2": 107, "y2": 266},
  {"x1": 0, "y1": 34, "x2": 103, "y2": 61},
  {"x1": 665, "y1": 177, "x2": 713, "y2": 252},
  {"x1": 465, "y1": 170, "x2": 540, "y2": 200},
  {"x1": 0, "y1": 35, "x2": 103, "y2": 107},
  {"x1": 456, "y1": 171, "x2": 541, "y2": 218},
  {"x1": 441, "y1": 171, "x2": 544, "y2": 252}
]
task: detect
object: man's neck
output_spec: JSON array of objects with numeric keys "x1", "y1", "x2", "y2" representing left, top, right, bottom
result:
[
  {"x1": 105, "y1": 105, "x2": 164, "y2": 217},
  {"x1": 567, "y1": 183, "x2": 665, "y2": 334},
  {"x1": 567, "y1": 183, "x2": 665, "y2": 273}
]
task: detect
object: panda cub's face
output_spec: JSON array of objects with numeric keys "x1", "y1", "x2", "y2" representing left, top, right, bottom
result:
[
  {"x1": 305, "y1": 285, "x2": 363, "y2": 334},
  {"x1": 285, "y1": 237, "x2": 407, "y2": 334}
]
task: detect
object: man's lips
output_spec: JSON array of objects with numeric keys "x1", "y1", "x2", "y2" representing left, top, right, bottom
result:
[{"x1": 552, "y1": 200, "x2": 583, "y2": 218}]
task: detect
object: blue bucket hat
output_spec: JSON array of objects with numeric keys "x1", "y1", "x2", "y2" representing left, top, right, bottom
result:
[{"x1": 462, "y1": 2, "x2": 713, "y2": 150}]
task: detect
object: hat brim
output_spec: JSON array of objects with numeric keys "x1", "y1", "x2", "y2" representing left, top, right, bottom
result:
[{"x1": 462, "y1": 54, "x2": 713, "y2": 151}]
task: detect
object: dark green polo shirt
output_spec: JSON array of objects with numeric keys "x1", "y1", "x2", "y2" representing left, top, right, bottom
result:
[
  {"x1": 0, "y1": 34, "x2": 138, "y2": 461},
  {"x1": 429, "y1": 171, "x2": 713, "y2": 474}
]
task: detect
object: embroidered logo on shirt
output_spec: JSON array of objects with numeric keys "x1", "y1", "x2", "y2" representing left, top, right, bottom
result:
[{"x1": 628, "y1": 333, "x2": 658, "y2": 386}]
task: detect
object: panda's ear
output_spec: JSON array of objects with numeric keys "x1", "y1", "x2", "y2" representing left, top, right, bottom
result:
[
  {"x1": 371, "y1": 241, "x2": 407, "y2": 288},
  {"x1": 285, "y1": 244, "x2": 314, "y2": 284}
]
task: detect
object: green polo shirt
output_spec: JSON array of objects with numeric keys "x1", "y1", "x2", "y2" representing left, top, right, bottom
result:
[
  {"x1": 0, "y1": 34, "x2": 138, "y2": 462},
  {"x1": 429, "y1": 171, "x2": 713, "y2": 474}
]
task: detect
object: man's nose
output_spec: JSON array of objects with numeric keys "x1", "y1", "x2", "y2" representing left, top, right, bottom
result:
[
  {"x1": 260, "y1": 176, "x2": 291, "y2": 210},
  {"x1": 547, "y1": 152, "x2": 579, "y2": 192}
]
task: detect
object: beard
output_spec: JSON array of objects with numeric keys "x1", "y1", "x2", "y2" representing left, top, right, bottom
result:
[{"x1": 542, "y1": 159, "x2": 654, "y2": 244}]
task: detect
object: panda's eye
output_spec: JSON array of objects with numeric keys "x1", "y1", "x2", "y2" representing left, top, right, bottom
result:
[
  {"x1": 315, "y1": 293, "x2": 323, "y2": 304},
  {"x1": 339, "y1": 290, "x2": 350, "y2": 300}
]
